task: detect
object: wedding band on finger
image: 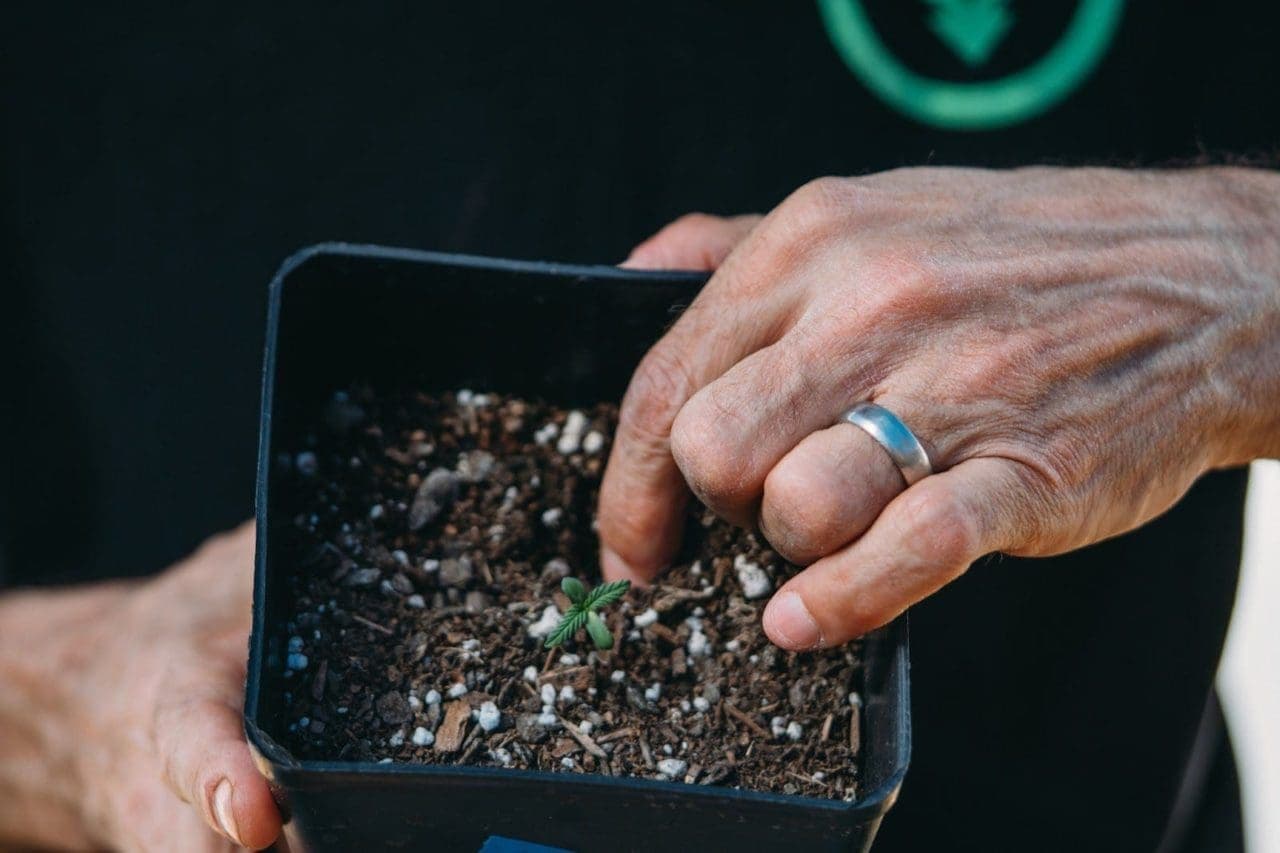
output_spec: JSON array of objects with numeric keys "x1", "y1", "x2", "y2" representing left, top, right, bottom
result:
[{"x1": 838, "y1": 402, "x2": 933, "y2": 486}]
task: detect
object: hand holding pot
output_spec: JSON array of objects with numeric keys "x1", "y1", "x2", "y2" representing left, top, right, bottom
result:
[
  {"x1": 598, "y1": 167, "x2": 1280, "y2": 650},
  {"x1": 0, "y1": 523, "x2": 280, "y2": 851}
]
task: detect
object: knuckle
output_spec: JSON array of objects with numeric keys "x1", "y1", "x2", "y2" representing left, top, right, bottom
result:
[
  {"x1": 895, "y1": 484, "x2": 980, "y2": 567},
  {"x1": 1000, "y1": 452, "x2": 1080, "y2": 552},
  {"x1": 669, "y1": 397, "x2": 746, "y2": 505},
  {"x1": 773, "y1": 177, "x2": 859, "y2": 241},
  {"x1": 860, "y1": 248, "x2": 948, "y2": 316},
  {"x1": 620, "y1": 344, "x2": 697, "y2": 443},
  {"x1": 786, "y1": 176, "x2": 851, "y2": 216}
]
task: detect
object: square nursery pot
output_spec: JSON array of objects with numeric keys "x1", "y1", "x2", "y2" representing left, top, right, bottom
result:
[{"x1": 245, "y1": 244, "x2": 911, "y2": 853}]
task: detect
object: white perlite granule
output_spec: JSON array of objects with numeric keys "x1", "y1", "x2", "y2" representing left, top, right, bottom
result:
[
  {"x1": 477, "y1": 701, "x2": 501, "y2": 733},
  {"x1": 734, "y1": 554, "x2": 772, "y2": 599},
  {"x1": 657, "y1": 758, "x2": 688, "y2": 778},
  {"x1": 687, "y1": 629, "x2": 710, "y2": 658},
  {"x1": 556, "y1": 410, "x2": 588, "y2": 454},
  {"x1": 534, "y1": 422, "x2": 559, "y2": 445},
  {"x1": 633, "y1": 608, "x2": 659, "y2": 628},
  {"x1": 527, "y1": 605, "x2": 562, "y2": 639}
]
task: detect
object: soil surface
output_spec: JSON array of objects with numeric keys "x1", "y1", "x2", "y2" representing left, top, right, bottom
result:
[{"x1": 274, "y1": 387, "x2": 864, "y2": 800}]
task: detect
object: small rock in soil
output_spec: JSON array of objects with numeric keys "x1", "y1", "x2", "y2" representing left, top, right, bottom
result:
[
  {"x1": 377, "y1": 692, "x2": 411, "y2": 725},
  {"x1": 344, "y1": 567, "x2": 381, "y2": 588},
  {"x1": 295, "y1": 451, "x2": 318, "y2": 476},
  {"x1": 438, "y1": 557, "x2": 473, "y2": 588},
  {"x1": 541, "y1": 557, "x2": 570, "y2": 580},
  {"x1": 408, "y1": 468, "x2": 459, "y2": 530},
  {"x1": 455, "y1": 450, "x2": 496, "y2": 483}
]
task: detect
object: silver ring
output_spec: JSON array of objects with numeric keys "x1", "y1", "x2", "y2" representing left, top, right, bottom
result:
[{"x1": 839, "y1": 402, "x2": 933, "y2": 486}]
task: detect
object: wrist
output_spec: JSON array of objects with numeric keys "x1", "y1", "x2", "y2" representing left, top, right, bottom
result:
[
  {"x1": 1193, "y1": 167, "x2": 1280, "y2": 466},
  {"x1": 0, "y1": 582, "x2": 135, "y2": 849}
]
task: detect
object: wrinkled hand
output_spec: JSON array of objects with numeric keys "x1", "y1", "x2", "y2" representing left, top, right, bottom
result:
[
  {"x1": 598, "y1": 167, "x2": 1280, "y2": 650},
  {"x1": 5, "y1": 524, "x2": 281, "y2": 851}
]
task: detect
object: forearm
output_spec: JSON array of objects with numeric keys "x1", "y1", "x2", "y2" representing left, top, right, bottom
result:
[{"x1": 0, "y1": 582, "x2": 134, "y2": 849}]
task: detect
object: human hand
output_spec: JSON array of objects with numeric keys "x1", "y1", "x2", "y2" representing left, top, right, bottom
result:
[
  {"x1": 598, "y1": 168, "x2": 1280, "y2": 650},
  {"x1": 0, "y1": 523, "x2": 280, "y2": 851}
]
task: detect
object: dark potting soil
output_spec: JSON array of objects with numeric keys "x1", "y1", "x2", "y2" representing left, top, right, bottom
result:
[{"x1": 275, "y1": 388, "x2": 864, "y2": 800}]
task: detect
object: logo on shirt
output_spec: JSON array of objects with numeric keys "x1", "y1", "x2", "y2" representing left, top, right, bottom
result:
[{"x1": 817, "y1": 0, "x2": 1125, "y2": 130}]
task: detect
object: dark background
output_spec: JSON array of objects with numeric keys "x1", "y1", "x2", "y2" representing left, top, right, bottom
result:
[{"x1": 3, "y1": 2, "x2": 1275, "y2": 850}]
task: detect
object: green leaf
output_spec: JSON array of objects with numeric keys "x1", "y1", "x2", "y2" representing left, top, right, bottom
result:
[
  {"x1": 561, "y1": 576, "x2": 587, "y2": 605},
  {"x1": 585, "y1": 611, "x2": 614, "y2": 650},
  {"x1": 544, "y1": 607, "x2": 587, "y2": 648},
  {"x1": 584, "y1": 579, "x2": 630, "y2": 611}
]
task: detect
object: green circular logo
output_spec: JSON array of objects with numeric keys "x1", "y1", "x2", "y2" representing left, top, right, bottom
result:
[{"x1": 817, "y1": 0, "x2": 1126, "y2": 131}]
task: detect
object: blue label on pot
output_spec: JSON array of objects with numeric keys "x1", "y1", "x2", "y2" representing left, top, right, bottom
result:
[{"x1": 478, "y1": 836, "x2": 574, "y2": 853}]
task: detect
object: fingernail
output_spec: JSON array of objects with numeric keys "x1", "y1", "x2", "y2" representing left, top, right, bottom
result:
[
  {"x1": 213, "y1": 778, "x2": 242, "y2": 845},
  {"x1": 764, "y1": 592, "x2": 822, "y2": 651}
]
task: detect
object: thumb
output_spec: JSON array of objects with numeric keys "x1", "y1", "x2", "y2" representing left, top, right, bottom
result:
[
  {"x1": 621, "y1": 212, "x2": 762, "y2": 271},
  {"x1": 154, "y1": 688, "x2": 282, "y2": 850},
  {"x1": 763, "y1": 457, "x2": 1045, "y2": 649}
]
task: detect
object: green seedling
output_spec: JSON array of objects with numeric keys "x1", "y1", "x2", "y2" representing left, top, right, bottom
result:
[{"x1": 544, "y1": 577, "x2": 630, "y2": 650}]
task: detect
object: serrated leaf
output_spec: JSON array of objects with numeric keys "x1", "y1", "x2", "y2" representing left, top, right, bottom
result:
[
  {"x1": 544, "y1": 607, "x2": 587, "y2": 648},
  {"x1": 561, "y1": 576, "x2": 586, "y2": 605},
  {"x1": 585, "y1": 610, "x2": 614, "y2": 650},
  {"x1": 584, "y1": 579, "x2": 630, "y2": 611}
]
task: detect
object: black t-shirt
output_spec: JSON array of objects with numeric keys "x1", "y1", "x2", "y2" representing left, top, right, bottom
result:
[{"x1": 3, "y1": 3, "x2": 1271, "y2": 850}]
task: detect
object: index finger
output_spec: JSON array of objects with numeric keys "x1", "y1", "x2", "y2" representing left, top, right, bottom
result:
[{"x1": 597, "y1": 215, "x2": 793, "y2": 584}]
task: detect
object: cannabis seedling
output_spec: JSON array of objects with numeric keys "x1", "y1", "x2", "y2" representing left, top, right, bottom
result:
[{"x1": 544, "y1": 577, "x2": 631, "y2": 650}]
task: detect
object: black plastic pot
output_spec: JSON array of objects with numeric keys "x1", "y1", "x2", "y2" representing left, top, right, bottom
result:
[{"x1": 245, "y1": 244, "x2": 911, "y2": 853}]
